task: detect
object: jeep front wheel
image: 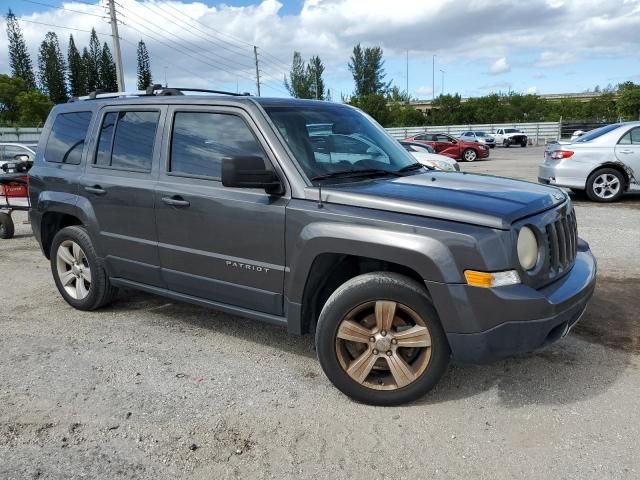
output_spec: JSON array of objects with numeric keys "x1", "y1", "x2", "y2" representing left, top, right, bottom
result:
[{"x1": 315, "y1": 272, "x2": 449, "y2": 406}]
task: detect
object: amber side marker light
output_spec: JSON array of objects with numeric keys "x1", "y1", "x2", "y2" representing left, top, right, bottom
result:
[{"x1": 464, "y1": 270, "x2": 521, "y2": 288}]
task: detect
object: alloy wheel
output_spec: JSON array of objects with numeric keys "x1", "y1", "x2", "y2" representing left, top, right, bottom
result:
[
  {"x1": 335, "y1": 300, "x2": 432, "y2": 390},
  {"x1": 593, "y1": 173, "x2": 621, "y2": 200},
  {"x1": 56, "y1": 240, "x2": 92, "y2": 300},
  {"x1": 464, "y1": 149, "x2": 477, "y2": 161}
]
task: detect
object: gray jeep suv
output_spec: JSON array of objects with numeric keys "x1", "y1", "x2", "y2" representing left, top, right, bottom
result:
[{"x1": 29, "y1": 87, "x2": 597, "y2": 405}]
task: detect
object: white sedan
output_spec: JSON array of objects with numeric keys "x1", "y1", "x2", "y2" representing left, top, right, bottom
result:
[{"x1": 399, "y1": 141, "x2": 460, "y2": 171}]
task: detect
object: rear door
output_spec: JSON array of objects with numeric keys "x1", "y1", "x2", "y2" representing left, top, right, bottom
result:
[
  {"x1": 154, "y1": 105, "x2": 287, "y2": 315},
  {"x1": 79, "y1": 106, "x2": 166, "y2": 287},
  {"x1": 615, "y1": 126, "x2": 640, "y2": 181}
]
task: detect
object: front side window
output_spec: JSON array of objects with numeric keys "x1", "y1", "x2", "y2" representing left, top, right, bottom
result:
[
  {"x1": 94, "y1": 111, "x2": 159, "y2": 171},
  {"x1": 170, "y1": 112, "x2": 265, "y2": 178},
  {"x1": 262, "y1": 103, "x2": 416, "y2": 181},
  {"x1": 436, "y1": 134, "x2": 453, "y2": 142},
  {"x1": 44, "y1": 111, "x2": 92, "y2": 164}
]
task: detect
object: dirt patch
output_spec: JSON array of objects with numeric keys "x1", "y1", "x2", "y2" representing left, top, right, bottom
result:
[{"x1": 572, "y1": 277, "x2": 640, "y2": 353}]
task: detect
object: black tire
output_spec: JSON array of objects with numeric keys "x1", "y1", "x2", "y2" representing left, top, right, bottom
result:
[
  {"x1": 462, "y1": 148, "x2": 477, "y2": 162},
  {"x1": 315, "y1": 272, "x2": 450, "y2": 406},
  {"x1": 520, "y1": 141, "x2": 527, "y2": 147},
  {"x1": 489, "y1": 144, "x2": 495, "y2": 149},
  {"x1": 0, "y1": 213, "x2": 15, "y2": 239},
  {"x1": 585, "y1": 168, "x2": 625, "y2": 203},
  {"x1": 503, "y1": 139, "x2": 510, "y2": 148},
  {"x1": 50, "y1": 225, "x2": 118, "y2": 310}
]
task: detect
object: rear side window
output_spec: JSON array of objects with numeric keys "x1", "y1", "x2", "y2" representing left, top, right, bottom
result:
[
  {"x1": 170, "y1": 112, "x2": 265, "y2": 178},
  {"x1": 94, "y1": 111, "x2": 159, "y2": 171},
  {"x1": 44, "y1": 111, "x2": 92, "y2": 164},
  {"x1": 618, "y1": 128, "x2": 640, "y2": 145}
]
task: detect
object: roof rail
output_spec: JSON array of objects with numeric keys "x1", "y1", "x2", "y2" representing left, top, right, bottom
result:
[{"x1": 68, "y1": 85, "x2": 251, "y2": 102}]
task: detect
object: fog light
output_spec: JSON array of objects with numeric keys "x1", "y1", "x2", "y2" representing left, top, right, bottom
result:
[{"x1": 464, "y1": 270, "x2": 521, "y2": 288}]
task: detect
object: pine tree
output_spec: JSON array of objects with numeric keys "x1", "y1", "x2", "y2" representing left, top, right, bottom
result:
[
  {"x1": 38, "y1": 32, "x2": 67, "y2": 103},
  {"x1": 5, "y1": 9, "x2": 36, "y2": 89},
  {"x1": 67, "y1": 34, "x2": 86, "y2": 97},
  {"x1": 85, "y1": 28, "x2": 101, "y2": 92},
  {"x1": 136, "y1": 40, "x2": 153, "y2": 90},
  {"x1": 348, "y1": 43, "x2": 389, "y2": 98},
  {"x1": 284, "y1": 51, "x2": 312, "y2": 98},
  {"x1": 99, "y1": 43, "x2": 118, "y2": 92},
  {"x1": 307, "y1": 56, "x2": 325, "y2": 100}
]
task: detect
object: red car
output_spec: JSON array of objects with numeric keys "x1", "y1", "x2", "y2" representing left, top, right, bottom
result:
[{"x1": 404, "y1": 132, "x2": 490, "y2": 162}]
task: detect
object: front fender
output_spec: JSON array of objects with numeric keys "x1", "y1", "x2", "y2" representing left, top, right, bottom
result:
[{"x1": 286, "y1": 221, "x2": 462, "y2": 303}]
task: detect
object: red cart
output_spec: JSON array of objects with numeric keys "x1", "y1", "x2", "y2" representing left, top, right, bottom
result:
[{"x1": 0, "y1": 173, "x2": 30, "y2": 239}]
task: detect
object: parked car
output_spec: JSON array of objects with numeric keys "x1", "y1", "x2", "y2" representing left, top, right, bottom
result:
[
  {"x1": 539, "y1": 122, "x2": 640, "y2": 202},
  {"x1": 399, "y1": 141, "x2": 460, "y2": 171},
  {"x1": 403, "y1": 132, "x2": 490, "y2": 162},
  {"x1": 0, "y1": 143, "x2": 36, "y2": 169},
  {"x1": 459, "y1": 131, "x2": 496, "y2": 148},
  {"x1": 29, "y1": 88, "x2": 596, "y2": 406},
  {"x1": 493, "y1": 128, "x2": 528, "y2": 147}
]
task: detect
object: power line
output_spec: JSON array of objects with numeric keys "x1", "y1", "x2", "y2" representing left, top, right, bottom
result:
[
  {"x1": 123, "y1": 0, "x2": 256, "y2": 71},
  {"x1": 20, "y1": 0, "x2": 106, "y2": 18},
  {"x1": 116, "y1": 4, "x2": 256, "y2": 78},
  {"x1": 16, "y1": 17, "x2": 111, "y2": 36}
]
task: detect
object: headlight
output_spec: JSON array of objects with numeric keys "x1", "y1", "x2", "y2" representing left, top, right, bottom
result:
[{"x1": 517, "y1": 226, "x2": 538, "y2": 270}]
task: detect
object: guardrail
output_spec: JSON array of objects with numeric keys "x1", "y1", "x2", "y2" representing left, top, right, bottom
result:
[
  {"x1": 386, "y1": 122, "x2": 561, "y2": 145},
  {"x1": 0, "y1": 127, "x2": 43, "y2": 143}
]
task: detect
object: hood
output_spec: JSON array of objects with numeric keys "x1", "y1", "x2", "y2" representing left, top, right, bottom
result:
[{"x1": 317, "y1": 172, "x2": 567, "y2": 229}]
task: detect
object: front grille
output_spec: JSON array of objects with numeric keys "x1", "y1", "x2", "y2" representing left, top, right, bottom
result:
[{"x1": 545, "y1": 209, "x2": 578, "y2": 274}]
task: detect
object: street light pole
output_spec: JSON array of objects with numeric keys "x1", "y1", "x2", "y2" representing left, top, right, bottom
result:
[
  {"x1": 440, "y1": 69, "x2": 445, "y2": 96},
  {"x1": 432, "y1": 54, "x2": 436, "y2": 100}
]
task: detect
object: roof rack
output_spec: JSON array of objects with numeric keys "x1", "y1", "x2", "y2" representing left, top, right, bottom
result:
[{"x1": 68, "y1": 84, "x2": 251, "y2": 102}]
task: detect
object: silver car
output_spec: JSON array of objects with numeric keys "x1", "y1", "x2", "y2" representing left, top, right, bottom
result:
[
  {"x1": 459, "y1": 131, "x2": 496, "y2": 148},
  {"x1": 538, "y1": 122, "x2": 640, "y2": 202}
]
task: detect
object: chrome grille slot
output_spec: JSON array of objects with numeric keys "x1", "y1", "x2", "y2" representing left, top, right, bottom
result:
[{"x1": 545, "y1": 208, "x2": 577, "y2": 275}]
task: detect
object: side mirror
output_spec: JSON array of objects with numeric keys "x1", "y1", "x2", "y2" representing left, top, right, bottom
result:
[{"x1": 221, "y1": 155, "x2": 283, "y2": 194}]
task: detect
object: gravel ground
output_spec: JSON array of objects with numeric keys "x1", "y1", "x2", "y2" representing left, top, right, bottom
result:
[{"x1": 1, "y1": 150, "x2": 639, "y2": 479}]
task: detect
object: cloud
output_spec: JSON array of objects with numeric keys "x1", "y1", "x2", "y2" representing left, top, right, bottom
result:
[
  {"x1": 415, "y1": 86, "x2": 434, "y2": 96},
  {"x1": 526, "y1": 86, "x2": 538, "y2": 94},
  {"x1": 489, "y1": 57, "x2": 510, "y2": 75},
  {"x1": 535, "y1": 51, "x2": 577, "y2": 67},
  {"x1": 479, "y1": 81, "x2": 512, "y2": 92},
  {"x1": 1, "y1": 0, "x2": 639, "y2": 95}
]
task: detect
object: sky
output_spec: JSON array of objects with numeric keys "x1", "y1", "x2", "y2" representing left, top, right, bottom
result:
[{"x1": 1, "y1": 0, "x2": 640, "y2": 99}]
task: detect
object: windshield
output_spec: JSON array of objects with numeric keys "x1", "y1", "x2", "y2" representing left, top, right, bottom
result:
[
  {"x1": 574, "y1": 123, "x2": 621, "y2": 143},
  {"x1": 504, "y1": 129, "x2": 520, "y2": 133},
  {"x1": 262, "y1": 103, "x2": 418, "y2": 182},
  {"x1": 474, "y1": 132, "x2": 487, "y2": 137}
]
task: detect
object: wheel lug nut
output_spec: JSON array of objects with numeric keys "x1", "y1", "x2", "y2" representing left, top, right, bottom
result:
[
  {"x1": 386, "y1": 350, "x2": 392, "y2": 356},
  {"x1": 372, "y1": 349, "x2": 379, "y2": 355},
  {"x1": 391, "y1": 338, "x2": 398, "y2": 345},
  {"x1": 369, "y1": 336, "x2": 375, "y2": 342},
  {"x1": 380, "y1": 330, "x2": 387, "y2": 336}
]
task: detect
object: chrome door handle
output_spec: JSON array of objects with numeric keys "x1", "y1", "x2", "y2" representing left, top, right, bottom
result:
[
  {"x1": 84, "y1": 185, "x2": 106, "y2": 195},
  {"x1": 162, "y1": 196, "x2": 190, "y2": 207},
  {"x1": 619, "y1": 149, "x2": 633, "y2": 154}
]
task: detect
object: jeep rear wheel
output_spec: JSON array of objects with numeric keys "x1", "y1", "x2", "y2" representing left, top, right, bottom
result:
[
  {"x1": 51, "y1": 226, "x2": 118, "y2": 310},
  {"x1": 315, "y1": 272, "x2": 449, "y2": 406},
  {"x1": 0, "y1": 213, "x2": 15, "y2": 239}
]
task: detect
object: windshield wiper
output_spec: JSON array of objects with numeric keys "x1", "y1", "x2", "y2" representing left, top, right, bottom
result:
[
  {"x1": 310, "y1": 168, "x2": 400, "y2": 182},
  {"x1": 396, "y1": 162, "x2": 426, "y2": 173}
]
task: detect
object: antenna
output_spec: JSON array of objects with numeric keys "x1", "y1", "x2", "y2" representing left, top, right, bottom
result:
[{"x1": 317, "y1": 184, "x2": 323, "y2": 209}]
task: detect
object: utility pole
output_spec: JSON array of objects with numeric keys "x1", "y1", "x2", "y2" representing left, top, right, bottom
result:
[
  {"x1": 107, "y1": 0, "x2": 125, "y2": 91},
  {"x1": 406, "y1": 49, "x2": 409, "y2": 101},
  {"x1": 432, "y1": 54, "x2": 436, "y2": 100},
  {"x1": 440, "y1": 69, "x2": 445, "y2": 96},
  {"x1": 253, "y1": 46, "x2": 261, "y2": 96},
  {"x1": 315, "y1": 70, "x2": 318, "y2": 99}
]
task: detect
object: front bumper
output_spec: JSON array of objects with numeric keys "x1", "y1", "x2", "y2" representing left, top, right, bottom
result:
[{"x1": 426, "y1": 240, "x2": 597, "y2": 363}]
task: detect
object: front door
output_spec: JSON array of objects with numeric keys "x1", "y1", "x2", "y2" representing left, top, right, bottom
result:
[
  {"x1": 79, "y1": 106, "x2": 166, "y2": 287},
  {"x1": 615, "y1": 126, "x2": 640, "y2": 183},
  {"x1": 155, "y1": 106, "x2": 287, "y2": 315}
]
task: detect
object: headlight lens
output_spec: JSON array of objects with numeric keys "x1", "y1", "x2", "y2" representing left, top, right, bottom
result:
[{"x1": 517, "y1": 226, "x2": 538, "y2": 270}]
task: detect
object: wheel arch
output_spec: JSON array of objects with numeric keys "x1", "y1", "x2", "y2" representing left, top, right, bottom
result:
[{"x1": 589, "y1": 162, "x2": 634, "y2": 190}]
